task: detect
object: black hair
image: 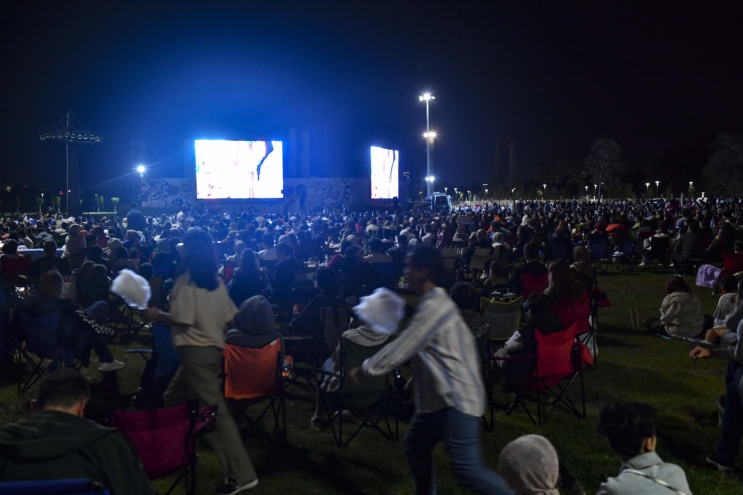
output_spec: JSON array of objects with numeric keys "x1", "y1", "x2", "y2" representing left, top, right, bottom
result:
[
  {"x1": 722, "y1": 275, "x2": 738, "y2": 294},
  {"x1": 524, "y1": 293, "x2": 554, "y2": 315},
  {"x1": 2, "y1": 239, "x2": 18, "y2": 255},
  {"x1": 408, "y1": 244, "x2": 448, "y2": 287},
  {"x1": 315, "y1": 266, "x2": 338, "y2": 293},
  {"x1": 139, "y1": 263, "x2": 154, "y2": 279},
  {"x1": 180, "y1": 228, "x2": 219, "y2": 291},
  {"x1": 36, "y1": 369, "x2": 90, "y2": 410},
  {"x1": 368, "y1": 237, "x2": 383, "y2": 252},
  {"x1": 450, "y1": 282, "x2": 478, "y2": 310},
  {"x1": 597, "y1": 401, "x2": 657, "y2": 457}
]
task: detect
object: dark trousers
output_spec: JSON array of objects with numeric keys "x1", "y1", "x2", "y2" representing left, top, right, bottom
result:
[
  {"x1": 670, "y1": 253, "x2": 691, "y2": 274},
  {"x1": 715, "y1": 361, "x2": 743, "y2": 464},
  {"x1": 404, "y1": 407, "x2": 510, "y2": 495}
]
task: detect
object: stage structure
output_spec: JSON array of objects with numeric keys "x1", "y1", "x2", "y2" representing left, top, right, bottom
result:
[{"x1": 39, "y1": 110, "x2": 101, "y2": 216}]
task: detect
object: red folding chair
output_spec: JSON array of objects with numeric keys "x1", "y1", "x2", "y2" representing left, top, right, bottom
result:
[
  {"x1": 555, "y1": 294, "x2": 595, "y2": 369},
  {"x1": 721, "y1": 252, "x2": 743, "y2": 279},
  {"x1": 493, "y1": 323, "x2": 584, "y2": 426},
  {"x1": 223, "y1": 340, "x2": 286, "y2": 441},
  {"x1": 2, "y1": 255, "x2": 32, "y2": 295},
  {"x1": 110, "y1": 402, "x2": 216, "y2": 495},
  {"x1": 520, "y1": 272, "x2": 548, "y2": 301}
]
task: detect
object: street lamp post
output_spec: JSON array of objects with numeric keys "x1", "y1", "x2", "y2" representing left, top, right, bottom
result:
[
  {"x1": 543, "y1": 184, "x2": 547, "y2": 200},
  {"x1": 655, "y1": 181, "x2": 660, "y2": 196},
  {"x1": 137, "y1": 165, "x2": 146, "y2": 206},
  {"x1": 584, "y1": 185, "x2": 588, "y2": 199},
  {"x1": 645, "y1": 182, "x2": 650, "y2": 196},
  {"x1": 593, "y1": 184, "x2": 597, "y2": 200},
  {"x1": 419, "y1": 93, "x2": 435, "y2": 196}
]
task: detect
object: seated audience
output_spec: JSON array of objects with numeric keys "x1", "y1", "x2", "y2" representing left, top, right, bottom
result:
[
  {"x1": 494, "y1": 294, "x2": 564, "y2": 393},
  {"x1": 670, "y1": 221, "x2": 705, "y2": 276},
  {"x1": 508, "y1": 242, "x2": 548, "y2": 296},
  {"x1": 483, "y1": 259, "x2": 510, "y2": 291},
  {"x1": 0, "y1": 369, "x2": 154, "y2": 494},
  {"x1": 645, "y1": 276, "x2": 704, "y2": 338},
  {"x1": 227, "y1": 249, "x2": 269, "y2": 306},
  {"x1": 451, "y1": 282, "x2": 488, "y2": 341},
  {"x1": 546, "y1": 259, "x2": 590, "y2": 336},
  {"x1": 596, "y1": 400, "x2": 691, "y2": 494},
  {"x1": 364, "y1": 238, "x2": 393, "y2": 265},
  {"x1": 30, "y1": 239, "x2": 70, "y2": 282},
  {"x1": 570, "y1": 245, "x2": 596, "y2": 294},
  {"x1": 498, "y1": 435, "x2": 561, "y2": 495},
  {"x1": 272, "y1": 242, "x2": 299, "y2": 292},
  {"x1": 0, "y1": 239, "x2": 22, "y2": 270},
  {"x1": 706, "y1": 275, "x2": 741, "y2": 345},
  {"x1": 225, "y1": 295, "x2": 285, "y2": 365},
  {"x1": 61, "y1": 224, "x2": 85, "y2": 268},
  {"x1": 289, "y1": 266, "x2": 345, "y2": 339}
]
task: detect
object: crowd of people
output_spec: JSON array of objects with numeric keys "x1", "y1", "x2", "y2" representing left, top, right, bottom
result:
[{"x1": 0, "y1": 195, "x2": 742, "y2": 494}]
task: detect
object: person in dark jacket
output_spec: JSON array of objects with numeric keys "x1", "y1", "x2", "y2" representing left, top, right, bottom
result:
[
  {"x1": 227, "y1": 249, "x2": 269, "y2": 307},
  {"x1": 225, "y1": 295, "x2": 285, "y2": 365},
  {"x1": 30, "y1": 240, "x2": 69, "y2": 282},
  {"x1": 289, "y1": 266, "x2": 345, "y2": 339},
  {"x1": 494, "y1": 293, "x2": 564, "y2": 393},
  {"x1": 0, "y1": 369, "x2": 155, "y2": 495},
  {"x1": 671, "y1": 221, "x2": 706, "y2": 275},
  {"x1": 126, "y1": 202, "x2": 146, "y2": 233}
]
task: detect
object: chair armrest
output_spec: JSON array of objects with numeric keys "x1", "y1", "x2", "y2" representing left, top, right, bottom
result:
[
  {"x1": 125, "y1": 349, "x2": 153, "y2": 354},
  {"x1": 292, "y1": 362, "x2": 336, "y2": 377},
  {"x1": 491, "y1": 354, "x2": 534, "y2": 362},
  {"x1": 194, "y1": 404, "x2": 218, "y2": 434}
]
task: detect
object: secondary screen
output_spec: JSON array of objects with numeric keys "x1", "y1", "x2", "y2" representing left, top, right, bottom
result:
[
  {"x1": 370, "y1": 146, "x2": 399, "y2": 199},
  {"x1": 195, "y1": 140, "x2": 283, "y2": 199}
]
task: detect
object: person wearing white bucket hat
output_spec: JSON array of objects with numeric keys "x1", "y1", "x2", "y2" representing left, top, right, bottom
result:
[{"x1": 350, "y1": 245, "x2": 510, "y2": 495}]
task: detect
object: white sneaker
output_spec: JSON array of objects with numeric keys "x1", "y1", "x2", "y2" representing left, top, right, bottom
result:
[
  {"x1": 638, "y1": 262, "x2": 646, "y2": 267},
  {"x1": 99, "y1": 360, "x2": 125, "y2": 372}
]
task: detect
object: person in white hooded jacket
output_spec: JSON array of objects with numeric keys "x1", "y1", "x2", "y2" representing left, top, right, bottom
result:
[{"x1": 645, "y1": 276, "x2": 704, "y2": 338}]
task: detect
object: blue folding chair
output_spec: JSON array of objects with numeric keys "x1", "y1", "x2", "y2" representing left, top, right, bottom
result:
[
  {"x1": 18, "y1": 313, "x2": 80, "y2": 395},
  {"x1": 0, "y1": 478, "x2": 109, "y2": 495}
]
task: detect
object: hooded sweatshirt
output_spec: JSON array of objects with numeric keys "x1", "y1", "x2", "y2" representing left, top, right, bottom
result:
[
  {"x1": 224, "y1": 295, "x2": 285, "y2": 363},
  {"x1": 660, "y1": 291, "x2": 704, "y2": 338},
  {"x1": 0, "y1": 410, "x2": 155, "y2": 495}
]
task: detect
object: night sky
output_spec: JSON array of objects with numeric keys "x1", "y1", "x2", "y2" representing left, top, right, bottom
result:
[{"x1": 2, "y1": 1, "x2": 742, "y2": 196}]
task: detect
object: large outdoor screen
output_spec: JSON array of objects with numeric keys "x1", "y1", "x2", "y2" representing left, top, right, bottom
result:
[
  {"x1": 370, "y1": 146, "x2": 399, "y2": 199},
  {"x1": 195, "y1": 140, "x2": 283, "y2": 199}
]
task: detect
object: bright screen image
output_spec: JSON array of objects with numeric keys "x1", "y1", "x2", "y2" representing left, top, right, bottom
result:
[
  {"x1": 370, "y1": 146, "x2": 399, "y2": 199},
  {"x1": 195, "y1": 140, "x2": 283, "y2": 199}
]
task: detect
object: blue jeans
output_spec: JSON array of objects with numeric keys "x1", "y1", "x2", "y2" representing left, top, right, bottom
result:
[
  {"x1": 404, "y1": 408, "x2": 511, "y2": 495},
  {"x1": 715, "y1": 361, "x2": 743, "y2": 464}
]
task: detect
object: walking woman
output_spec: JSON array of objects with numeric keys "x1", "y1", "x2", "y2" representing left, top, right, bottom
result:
[
  {"x1": 145, "y1": 228, "x2": 257, "y2": 494},
  {"x1": 350, "y1": 244, "x2": 510, "y2": 495}
]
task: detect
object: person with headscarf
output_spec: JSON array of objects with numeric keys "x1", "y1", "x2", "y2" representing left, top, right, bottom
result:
[
  {"x1": 498, "y1": 434, "x2": 560, "y2": 495},
  {"x1": 224, "y1": 295, "x2": 284, "y2": 365}
]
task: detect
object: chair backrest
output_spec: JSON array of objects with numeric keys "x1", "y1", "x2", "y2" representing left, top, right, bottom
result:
[
  {"x1": 292, "y1": 269, "x2": 315, "y2": 284},
  {"x1": 321, "y1": 306, "x2": 349, "y2": 353},
  {"x1": 3, "y1": 255, "x2": 31, "y2": 285},
  {"x1": 373, "y1": 262, "x2": 399, "y2": 291},
  {"x1": 722, "y1": 252, "x2": 743, "y2": 277},
  {"x1": 0, "y1": 479, "x2": 110, "y2": 495},
  {"x1": 534, "y1": 323, "x2": 579, "y2": 388},
  {"x1": 469, "y1": 248, "x2": 492, "y2": 270},
  {"x1": 223, "y1": 340, "x2": 282, "y2": 400},
  {"x1": 481, "y1": 296, "x2": 523, "y2": 339},
  {"x1": 152, "y1": 323, "x2": 181, "y2": 379},
  {"x1": 521, "y1": 273, "x2": 549, "y2": 301},
  {"x1": 224, "y1": 266, "x2": 235, "y2": 284},
  {"x1": 21, "y1": 313, "x2": 60, "y2": 359},
  {"x1": 554, "y1": 296, "x2": 591, "y2": 336},
  {"x1": 548, "y1": 241, "x2": 570, "y2": 261},
  {"x1": 339, "y1": 337, "x2": 390, "y2": 400},
  {"x1": 110, "y1": 402, "x2": 192, "y2": 479},
  {"x1": 588, "y1": 240, "x2": 608, "y2": 261},
  {"x1": 441, "y1": 248, "x2": 460, "y2": 271}
]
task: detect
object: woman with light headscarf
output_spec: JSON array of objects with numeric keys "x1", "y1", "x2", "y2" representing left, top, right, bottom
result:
[
  {"x1": 498, "y1": 434, "x2": 560, "y2": 495},
  {"x1": 61, "y1": 224, "x2": 85, "y2": 267}
]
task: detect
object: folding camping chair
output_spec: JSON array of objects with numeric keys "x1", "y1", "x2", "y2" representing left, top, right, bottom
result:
[
  {"x1": 321, "y1": 306, "x2": 349, "y2": 355},
  {"x1": 492, "y1": 323, "x2": 584, "y2": 427},
  {"x1": 126, "y1": 323, "x2": 181, "y2": 407},
  {"x1": 721, "y1": 252, "x2": 743, "y2": 279},
  {"x1": 441, "y1": 248, "x2": 461, "y2": 274},
  {"x1": 0, "y1": 479, "x2": 110, "y2": 495},
  {"x1": 520, "y1": 273, "x2": 548, "y2": 302},
  {"x1": 223, "y1": 340, "x2": 286, "y2": 440},
  {"x1": 588, "y1": 240, "x2": 610, "y2": 273},
  {"x1": 17, "y1": 313, "x2": 81, "y2": 395},
  {"x1": 110, "y1": 401, "x2": 217, "y2": 495},
  {"x1": 645, "y1": 236, "x2": 671, "y2": 267},
  {"x1": 467, "y1": 248, "x2": 492, "y2": 280},
  {"x1": 313, "y1": 337, "x2": 397, "y2": 447},
  {"x1": 481, "y1": 296, "x2": 523, "y2": 340},
  {"x1": 2, "y1": 255, "x2": 32, "y2": 297},
  {"x1": 612, "y1": 239, "x2": 639, "y2": 272}
]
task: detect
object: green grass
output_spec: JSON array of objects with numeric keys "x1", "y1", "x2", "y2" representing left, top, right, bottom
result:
[{"x1": 2, "y1": 267, "x2": 743, "y2": 494}]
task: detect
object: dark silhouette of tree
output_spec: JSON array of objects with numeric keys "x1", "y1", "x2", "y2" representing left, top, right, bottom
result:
[
  {"x1": 583, "y1": 138, "x2": 626, "y2": 202},
  {"x1": 702, "y1": 133, "x2": 743, "y2": 198}
]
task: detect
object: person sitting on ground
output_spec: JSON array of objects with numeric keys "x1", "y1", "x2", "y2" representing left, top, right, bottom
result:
[
  {"x1": 225, "y1": 295, "x2": 285, "y2": 365},
  {"x1": 30, "y1": 239, "x2": 70, "y2": 282},
  {"x1": 364, "y1": 237, "x2": 393, "y2": 265},
  {"x1": 493, "y1": 294, "x2": 564, "y2": 393},
  {"x1": 498, "y1": 435, "x2": 562, "y2": 495},
  {"x1": 289, "y1": 266, "x2": 345, "y2": 339},
  {"x1": 645, "y1": 276, "x2": 704, "y2": 338},
  {"x1": 0, "y1": 369, "x2": 154, "y2": 494},
  {"x1": 508, "y1": 242, "x2": 548, "y2": 296},
  {"x1": 706, "y1": 277, "x2": 743, "y2": 348},
  {"x1": 706, "y1": 275, "x2": 742, "y2": 345},
  {"x1": 546, "y1": 259, "x2": 590, "y2": 335},
  {"x1": 13, "y1": 270, "x2": 123, "y2": 372},
  {"x1": 311, "y1": 288, "x2": 399, "y2": 426},
  {"x1": 596, "y1": 400, "x2": 691, "y2": 494},
  {"x1": 227, "y1": 248, "x2": 269, "y2": 307}
]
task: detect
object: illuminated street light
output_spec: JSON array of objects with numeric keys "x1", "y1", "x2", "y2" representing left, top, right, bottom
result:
[
  {"x1": 137, "y1": 165, "x2": 146, "y2": 176},
  {"x1": 655, "y1": 180, "x2": 660, "y2": 196},
  {"x1": 419, "y1": 93, "x2": 435, "y2": 196}
]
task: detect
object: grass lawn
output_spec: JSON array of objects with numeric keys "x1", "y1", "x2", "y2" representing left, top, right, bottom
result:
[{"x1": 2, "y1": 266, "x2": 742, "y2": 494}]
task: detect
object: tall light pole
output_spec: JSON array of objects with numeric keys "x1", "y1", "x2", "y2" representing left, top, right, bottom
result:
[
  {"x1": 593, "y1": 184, "x2": 597, "y2": 199},
  {"x1": 645, "y1": 182, "x2": 650, "y2": 196},
  {"x1": 423, "y1": 131, "x2": 437, "y2": 195},
  {"x1": 419, "y1": 93, "x2": 435, "y2": 196},
  {"x1": 655, "y1": 180, "x2": 660, "y2": 196},
  {"x1": 584, "y1": 185, "x2": 588, "y2": 198},
  {"x1": 137, "y1": 165, "x2": 146, "y2": 206}
]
